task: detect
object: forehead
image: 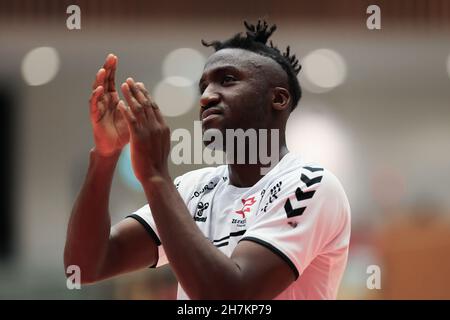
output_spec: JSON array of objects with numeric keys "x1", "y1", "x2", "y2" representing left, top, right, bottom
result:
[{"x1": 202, "y1": 48, "x2": 274, "y2": 74}]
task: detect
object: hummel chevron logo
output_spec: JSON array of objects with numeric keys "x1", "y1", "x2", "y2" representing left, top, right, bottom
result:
[
  {"x1": 303, "y1": 166, "x2": 324, "y2": 173},
  {"x1": 284, "y1": 193, "x2": 308, "y2": 218},
  {"x1": 301, "y1": 174, "x2": 322, "y2": 187},
  {"x1": 284, "y1": 168, "x2": 323, "y2": 218},
  {"x1": 295, "y1": 186, "x2": 316, "y2": 201}
]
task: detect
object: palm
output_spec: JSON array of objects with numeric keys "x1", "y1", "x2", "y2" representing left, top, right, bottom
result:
[
  {"x1": 94, "y1": 92, "x2": 129, "y2": 151},
  {"x1": 90, "y1": 54, "x2": 130, "y2": 156}
]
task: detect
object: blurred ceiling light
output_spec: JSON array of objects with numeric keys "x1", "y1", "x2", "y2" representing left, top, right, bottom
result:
[
  {"x1": 165, "y1": 76, "x2": 192, "y2": 87},
  {"x1": 162, "y1": 48, "x2": 205, "y2": 84},
  {"x1": 286, "y1": 108, "x2": 353, "y2": 177},
  {"x1": 301, "y1": 49, "x2": 347, "y2": 93},
  {"x1": 21, "y1": 46, "x2": 60, "y2": 86},
  {"x1": 153, "y1": 76, "x2": 197, "y2": 117}
]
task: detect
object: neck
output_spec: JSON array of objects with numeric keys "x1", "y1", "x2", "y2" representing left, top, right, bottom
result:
[{"x1": 227, "y1": 142, "x2": 289, "y2": 188}]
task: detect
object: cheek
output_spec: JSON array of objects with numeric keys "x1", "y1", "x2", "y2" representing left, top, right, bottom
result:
[
  {"x1": 241, "y1": 83, "x2": 270, "y2": 107},
  {"x1": 233, "y1": 95, "x2": 270, "y2": 128},
  {"x1": 246, "y1": 89, "x2": 271, "y2": 116}
]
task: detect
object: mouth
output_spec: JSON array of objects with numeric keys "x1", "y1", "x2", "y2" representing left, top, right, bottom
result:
[{"x1": 201, "y1": 107, "x2": 223, "y2": 122}]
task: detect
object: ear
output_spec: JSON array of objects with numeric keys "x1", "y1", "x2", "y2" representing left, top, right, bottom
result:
[{"x1": 271, "y1": 87, "x2": 291, "y2": 111}]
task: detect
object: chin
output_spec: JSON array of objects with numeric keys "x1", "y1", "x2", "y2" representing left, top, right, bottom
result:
[{"x1": 202, "y1": 127, "x2": 226, "y2": 151}]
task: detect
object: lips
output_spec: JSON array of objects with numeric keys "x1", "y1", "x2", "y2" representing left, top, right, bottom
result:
[{"x1": 201, "y1": 107, "x2": 223, "y2": 121}]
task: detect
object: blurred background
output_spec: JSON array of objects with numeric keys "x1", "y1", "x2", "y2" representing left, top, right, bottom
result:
[{"x1": 0, "y1": 0, "x2": 450, "y2": 299}]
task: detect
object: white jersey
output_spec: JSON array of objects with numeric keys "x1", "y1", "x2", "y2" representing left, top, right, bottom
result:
[{"x1": 127, "y1": 152, "x2": 351, "y2": 300}]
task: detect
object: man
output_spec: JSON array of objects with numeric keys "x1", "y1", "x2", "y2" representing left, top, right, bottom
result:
[{"x1": 64, "y1": 20, "x2": 351, "y2": 300}]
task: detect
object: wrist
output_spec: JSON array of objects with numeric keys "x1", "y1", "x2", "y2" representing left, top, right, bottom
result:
[
  {"x1": 141, "y1": 172, "x2": 172, "y2": 192},
  {"x1": 89, "y1": 147, "x2": 122, "y2": 171},
  {"x1": 90, "y1": 147, "x2": 122, "y2": 159}
]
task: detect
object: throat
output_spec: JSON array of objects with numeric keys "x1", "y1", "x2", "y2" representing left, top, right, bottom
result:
[{"x1": 227, "y1": 146, "x2": 289, "y2": 188}]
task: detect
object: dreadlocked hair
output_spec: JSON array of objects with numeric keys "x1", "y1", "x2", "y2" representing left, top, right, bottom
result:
[{"x1": 202, "y1": 20, "x2": 302, "y2": 111}]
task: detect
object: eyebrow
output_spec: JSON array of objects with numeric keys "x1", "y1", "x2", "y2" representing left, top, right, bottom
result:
[{"x1": 198, "y1": 65, "x2": 241, "y2": 88}]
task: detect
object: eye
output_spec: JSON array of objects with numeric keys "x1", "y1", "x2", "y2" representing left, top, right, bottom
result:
[{"x1": 221, "y1": 75, "x2": 236, "y2": 85}]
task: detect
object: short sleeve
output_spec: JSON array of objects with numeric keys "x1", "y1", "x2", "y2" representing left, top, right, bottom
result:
[
  {"x1": 239, "y1": 168, "x2": 351, "y2": 280},
  {"x1": 125, "y1": 176, "x2": 184, "y2": 268}
]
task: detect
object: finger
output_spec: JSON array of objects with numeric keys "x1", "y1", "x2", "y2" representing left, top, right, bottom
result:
[
  {"x1": 118, "y1": 100, "x2": 138, "y2": 133},
  {"x1": 102, "y1": 53, "x2": 115, "y2": 70},
  {"x1": 102, "y1": 54, "x2": 115, "y2": 92},
  {"x1": 135, "y1": 82, "x2": 153, "y2": 112},
  {"x1": 121, "y1": 82, "x2": 146, "y2": 121},
  {"x1": 103, "y1": 68, "x2": 111, "y2": 92},
  {"x1": 92, "y1": 68, "x2": 106, "y2": 90},
  {"x1": 108, "y1": 55, "x2": 117, "y2": 92},
  {"x1": 135, "y1": 82, "x2": 148, "y2": 94},
  {"x1": 126, "y1": 78, "x2": 152, "y2": 119},
  {"x1": 126, "y1": 78, "x2": 147, "y2": 105},
  {"x1": 135, "y1": 82, "x2": 164, "y2": 124},
  {"x1": 89, "y1": 86, "x2": 105, "y2": 121},
  {"x1": 110, "y1": 91, "x2": 120, "y2": 109},
  {"x1": 89, "y1": 85, "x2": 103, "y2": 113},
  {"x1": 151, "y1": 101, "x2": 165, "y2": 125}
]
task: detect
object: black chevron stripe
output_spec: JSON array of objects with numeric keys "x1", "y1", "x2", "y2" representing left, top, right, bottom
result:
[
  {"x1": 301, "y1": 174, "x2": 323, "y2": 187},
  {"x1": 283, "y1": 169, "x2": 323, "y2": 218},
  {"x1": 303, "y1": 166, "x2": 324, "y2": 172},
  {"x1": 284, "y1": 198, "x2": 307, "y2": 218},
  {"x1": 295, "y1": 186, "x2": 316, "y2": 201}
]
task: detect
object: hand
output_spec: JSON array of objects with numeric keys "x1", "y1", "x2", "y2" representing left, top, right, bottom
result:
[
  {"x1": 118, "y1": 78, "x2": 171, "y2": 182},
  {"x1": 89, "y1": 54, "x2": 130, "y2": 156}
]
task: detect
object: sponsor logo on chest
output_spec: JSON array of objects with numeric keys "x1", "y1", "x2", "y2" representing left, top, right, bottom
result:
[{"x1": 232, "y1": 196, "x2": 257, "y2": 227}]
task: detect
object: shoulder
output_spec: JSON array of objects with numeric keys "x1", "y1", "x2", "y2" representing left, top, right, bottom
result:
[
  {"x1": 318, "y1": 169, "x2": 348, "y2": 203},
  {"x1": 271, "y1": 153, "x2": 347, "y2": 199},
  {"x1": 296, "y1": 166, "x2": 351, "y2": 233},
  {"x1": 260, "y1": 154, "x2": 350, "y2": 220},
  {"x1": 260, "y1": 153, "x2": 324, "y2": 194}
]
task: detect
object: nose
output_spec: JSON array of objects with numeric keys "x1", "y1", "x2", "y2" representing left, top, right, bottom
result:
[{"x1": 200, "y1": 86, "x2": 221, "y2": 109}]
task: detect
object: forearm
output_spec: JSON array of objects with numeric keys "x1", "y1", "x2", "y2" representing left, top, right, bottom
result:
[
  {"x1": 143, "y1": 176, "x2": 243, "y2": 299},
  {"x1": 64, "y1": 148, "x2": 121, "y2": 282}
]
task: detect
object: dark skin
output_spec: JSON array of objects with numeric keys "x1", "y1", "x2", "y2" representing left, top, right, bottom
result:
[
  {"x1": 64, "y1": 49, "x2": 296, "y2": 299},
  {"x1": 199, "y1": 48, "x2": 291, "y2": 187}
]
